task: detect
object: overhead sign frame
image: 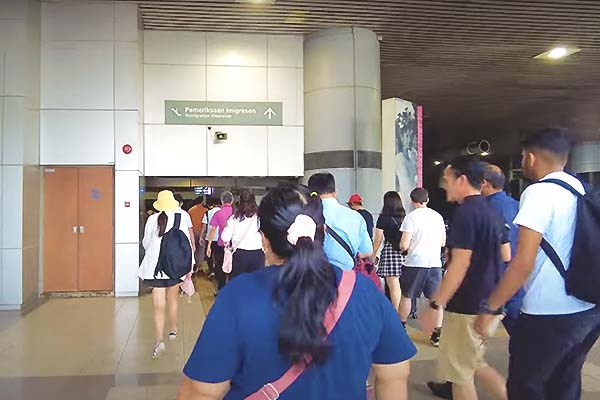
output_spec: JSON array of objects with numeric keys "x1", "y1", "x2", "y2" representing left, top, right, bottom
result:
[{"x1": 165, "y1": 100, "x2": 283, "y2": 126}]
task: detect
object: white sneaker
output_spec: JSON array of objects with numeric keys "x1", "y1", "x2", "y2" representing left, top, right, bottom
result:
[
  {"x1": 168, "y1": 332, "x2": 177, "y2": 341},
  {"x1": 152, "y1": 341, "x2": 166, "y2": 359}
]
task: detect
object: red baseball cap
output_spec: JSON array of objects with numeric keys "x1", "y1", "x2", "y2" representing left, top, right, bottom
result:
[{"x1": 347, "y1": 193, "x2": 363, "y2": 204}]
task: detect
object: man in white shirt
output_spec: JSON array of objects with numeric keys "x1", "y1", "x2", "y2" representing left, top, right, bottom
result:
[
  {"x1": 399, "y1": 188, "x2": 446, "y2": 346},
  {"x1": 476, "y1": 128, "x2": 600, "y2": 400}
]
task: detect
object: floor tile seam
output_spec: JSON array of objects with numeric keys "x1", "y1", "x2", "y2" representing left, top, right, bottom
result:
[
  {"x1": 113, "y1": 301, "x2": 125, "y2": 317},
  {"x1": 582, "y1": 371, "x2": 600, "y2": 380},
  {"x1": 113, "y1": 310, "x2": 141, "y2": 375}
]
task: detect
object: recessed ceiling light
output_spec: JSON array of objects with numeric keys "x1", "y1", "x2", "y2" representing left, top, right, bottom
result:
[
  {"x1": 534, "y1": 46, "x2": 581, "y2": 60},
  {"x1": 548, "y1": 47, "x2": 568, "y2": 59},
  {"x1": 481, "y1": 152, "x2": 490, "y2": 157},
  {"x1": 434, "y1": 161, "x2": 442, "y2": 166}
]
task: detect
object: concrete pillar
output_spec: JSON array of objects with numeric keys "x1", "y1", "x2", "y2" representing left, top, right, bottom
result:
[
  {"x1": 303, "y1": 28, "x2": 382, "y2": 212},
  {"x1": 570, "y1": 141, "x2": 600, "y2": 174}
]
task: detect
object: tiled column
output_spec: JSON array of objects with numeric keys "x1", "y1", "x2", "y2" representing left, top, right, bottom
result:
[{"x1": 0, "y1": 0, "x2": 41, "y2": 310}]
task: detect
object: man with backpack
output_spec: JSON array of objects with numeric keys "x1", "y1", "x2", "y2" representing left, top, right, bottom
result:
[{"x1": 476, "y1": 128, "x2": 600, "y2": 400}]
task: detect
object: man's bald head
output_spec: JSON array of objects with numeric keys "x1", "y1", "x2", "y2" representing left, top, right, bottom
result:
[{"x1": 483, "y1": 164, "x2": 506, "y2": 190}]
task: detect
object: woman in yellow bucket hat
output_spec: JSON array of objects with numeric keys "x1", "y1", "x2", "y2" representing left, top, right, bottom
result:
[{"x1": 140, "y1": 190, "x2": 195, "y2": 359}]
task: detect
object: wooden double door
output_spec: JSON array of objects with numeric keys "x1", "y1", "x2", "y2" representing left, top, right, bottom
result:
[{"x1": 44, "y1": 167, "x2": 114, "y2": 292}]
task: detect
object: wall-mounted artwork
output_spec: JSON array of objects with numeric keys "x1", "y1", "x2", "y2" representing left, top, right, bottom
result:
[{"x1": 382, "y1": 98, "x2": 423, "y2": 212}]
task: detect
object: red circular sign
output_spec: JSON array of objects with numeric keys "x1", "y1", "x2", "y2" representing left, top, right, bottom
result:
[{"x1": 122, "y1": 144, "x2": 133, "y2": 154}]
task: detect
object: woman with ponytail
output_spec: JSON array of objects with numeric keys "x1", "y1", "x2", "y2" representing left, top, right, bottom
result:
[
  {"x1": 139, "y1": 190, "x2": 195, "y2": 359},
  {"x1": 179, "y1": 184, "x2": 416, "y2": 400}
]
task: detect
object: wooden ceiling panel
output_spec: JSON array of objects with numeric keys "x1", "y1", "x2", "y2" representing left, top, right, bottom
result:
[{"x1": 135, "y1": 0, "x2": 600, "y2": 149}]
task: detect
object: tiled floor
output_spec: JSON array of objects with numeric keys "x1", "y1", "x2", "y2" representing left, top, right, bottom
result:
[{"x1": 0, "y1": 276, "x2": 599, "y2": 400}]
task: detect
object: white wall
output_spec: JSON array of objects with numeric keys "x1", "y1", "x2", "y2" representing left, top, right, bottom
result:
[
  {"x1": 39, "y1": 5, "x2": 305, "y2": 298},
  {"x1": 40, "y1": 1, "x2": 142, "y2": 167},
  {"x1": 40, "y1": 1, "x2": 143, "y2": 297},
  {"x1": 143, "y1": 31, "x2": 304, "y2": 177},
  {"x1": 0, "y1": 0, "x2": 41, "y2": 309}
]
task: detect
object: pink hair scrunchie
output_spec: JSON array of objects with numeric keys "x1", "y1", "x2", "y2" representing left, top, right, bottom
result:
[{"x1": 287, "y1": 214, "x2": 317, "y2": 246}]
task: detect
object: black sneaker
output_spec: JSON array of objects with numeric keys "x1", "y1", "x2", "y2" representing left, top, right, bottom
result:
[
  {"x1": 427, "y1": 381, "x2": 453, "y2": 400},
  {"x1": 430, "y1": 328, "x2": 441, "y2": 347}
]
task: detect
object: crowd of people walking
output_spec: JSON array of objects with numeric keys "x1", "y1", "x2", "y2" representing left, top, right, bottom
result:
[{"x1": 138, "y1": 127, "x2": 600, "y2": 400}]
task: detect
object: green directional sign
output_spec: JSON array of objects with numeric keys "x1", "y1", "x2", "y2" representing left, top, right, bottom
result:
[{"x1": 165, "y1": 101, "x2": 283, "y2": 126}]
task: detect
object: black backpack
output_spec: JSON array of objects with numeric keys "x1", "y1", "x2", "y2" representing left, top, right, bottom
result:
[
  {"x1": 154, "y1": 213, "x2": 192, "y2": 280},
  {"x1": 534, "y1": 179, "x2": 600, "y2": 304}
]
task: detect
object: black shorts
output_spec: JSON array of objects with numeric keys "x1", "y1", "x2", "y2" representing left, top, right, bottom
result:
[
  {"x1": 142, "y1": 278, "x2": 181, "y2": 288},
  {"x1": 400, "y1": 267, "x2": 442, "y2": 299}
]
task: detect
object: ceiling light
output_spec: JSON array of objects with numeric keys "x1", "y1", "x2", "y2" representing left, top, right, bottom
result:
[
  {"x1": 548, "y1": 47, "x2": 568, "y2": 59},
  {"x1": 534, "y1": 46, "x2": 581, "y2": 60},
  {"x1": 237, "y1": 0, "x2": 276, "y2": 4},
  {"x1": 434, "y1": 161, "x2": 442, "y2": 166},
  {"x1": 481, "y1": 152, "x2": 490, "y2": 157}
]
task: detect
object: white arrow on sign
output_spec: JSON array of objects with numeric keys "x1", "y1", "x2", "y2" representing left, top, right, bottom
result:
[
  {"x1": 170, "y1": 107, "x2": 182, "y2": 117},
  {"x1": 264, "y1": 107, "x2": 276, "y2": 120}
]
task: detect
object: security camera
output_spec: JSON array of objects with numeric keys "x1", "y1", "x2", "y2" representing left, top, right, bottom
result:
[{"x1": 215, "y1": 131, "x2": 228, "y2": 141}]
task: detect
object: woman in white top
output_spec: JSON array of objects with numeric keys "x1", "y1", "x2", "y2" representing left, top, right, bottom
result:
[
  {"x1": 221, "y1": 190, "x2": 265, "y2": 281},
  {"x1": 139, "y1": 190, "x2": 195, "y2": 359}
]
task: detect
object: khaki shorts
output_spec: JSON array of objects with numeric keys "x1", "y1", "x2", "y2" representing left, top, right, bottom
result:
[{"x1": 436, "y1": 311, "x2": 501, "y2": 384}]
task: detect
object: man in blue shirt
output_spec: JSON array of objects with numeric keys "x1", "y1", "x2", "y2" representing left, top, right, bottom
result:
[
  {"x1": 481, "y1": 164, "x2": 524, "y2": 334},
  {"x1": 307, "y1": 173, "x2": 373, "y2": 270}
]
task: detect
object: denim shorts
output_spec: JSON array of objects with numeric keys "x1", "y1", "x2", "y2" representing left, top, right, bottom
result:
[{"x1": 400, "y1": 267, "x2": 442, "y2": 299}]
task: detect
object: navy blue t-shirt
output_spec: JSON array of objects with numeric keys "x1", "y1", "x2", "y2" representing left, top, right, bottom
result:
[
  {"x1": 356, "y1": 209, "x2": 374, "y2": 239},
  {"x1": 446, "y1": 195, "x2": 509, "y2": 315},
  {"x1": 184, "y1": 266, "x2": 416, "y2": 399}
]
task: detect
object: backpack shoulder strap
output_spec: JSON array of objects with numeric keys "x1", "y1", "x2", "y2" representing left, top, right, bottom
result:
[
  {"x1": 532, "y1": 179, "x2": 583, "y2": 198},
  {"x1": 173, "y1": 213, "x2": 182, "y2": 229},
  {"x1": 533, "y1": 178, "x2": 582, "y2": 279},
  {"x1": 540, "y1": 239, "x2": 567, "y2": 279},
  {"x1": 326, "y1": 226, "x2": 355, "y2": 259},
  {"x1": 245, "y1": 271, "x2": 357, "y2": 400}
]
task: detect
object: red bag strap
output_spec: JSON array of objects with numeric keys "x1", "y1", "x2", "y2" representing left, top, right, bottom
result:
[{"x1": 245, "y1": 270, "x2": 357, "y2": 400}]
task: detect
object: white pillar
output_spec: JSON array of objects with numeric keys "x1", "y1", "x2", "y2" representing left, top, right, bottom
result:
[
  {"x1": 303, "y1": 27, "x2": 382, "y2": 212},
  {"x1": 570, "y1": 141, "x2": 600, "y2": 174}
]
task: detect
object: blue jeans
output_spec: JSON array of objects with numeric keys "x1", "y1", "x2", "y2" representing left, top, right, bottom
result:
[{"x1": 507, "y1": 306, "x2": 600, "y2": 400}]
